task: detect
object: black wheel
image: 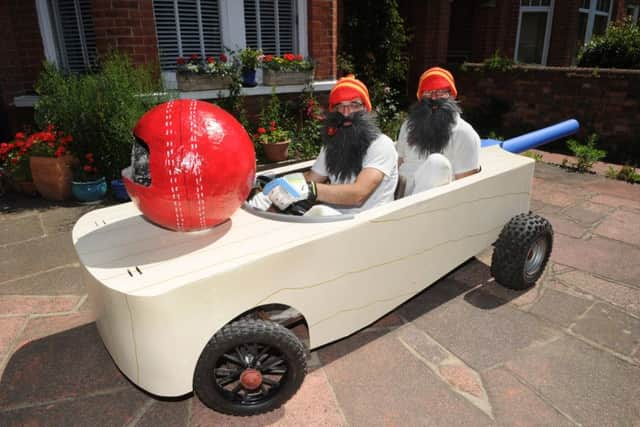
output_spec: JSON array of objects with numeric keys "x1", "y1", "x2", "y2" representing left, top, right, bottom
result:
[
  {"x1": 491, "y1": 213, "x2": 553, "y2": 290},
  {"x1": 193, "y1": 319, "x2": 307, "y2": 416}
]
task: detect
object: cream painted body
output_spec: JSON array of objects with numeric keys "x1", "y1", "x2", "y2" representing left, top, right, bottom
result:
[{"x1": 72, "y1": 146, "x2": 534, "y2": 397}]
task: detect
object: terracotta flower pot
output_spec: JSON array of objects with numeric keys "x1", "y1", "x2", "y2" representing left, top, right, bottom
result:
[
  {"x1": 29, "y1": 155, "x2": 76, "y2": 201},
  {"x1": 261, "y1": 140, "x2": 290, "y2": 163}
]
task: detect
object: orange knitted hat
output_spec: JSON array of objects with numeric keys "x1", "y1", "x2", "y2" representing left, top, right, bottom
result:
[
  {"x1": 416, "y1": 67, "x2": 458, "y2": 99},
  {"x1": 329, "y1": 75, "x2": 372, "y2": 112}
]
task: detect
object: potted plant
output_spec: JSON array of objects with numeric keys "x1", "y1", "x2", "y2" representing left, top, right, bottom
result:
[
  {"x1": 237, "y1": 48, "x2": 262, "y2": 87},
  {"x1": 254, "y1": 121, "x2": 291, "y2": 162},
  {"x1": 262, "y1": 53, "x2": 314, "y2": 86},
  {"x1": 0, "y1": 131, "x2": 38, "y2": 195},
  {"x1": 71, "y1": 152, "x2": 107, "y2": 203},
  {"x1": 26, "y1": 125, "x2": 76, "y2": 201},
  {"x1": 176, "y1": 53, "x2": 237, "y2": 91}
]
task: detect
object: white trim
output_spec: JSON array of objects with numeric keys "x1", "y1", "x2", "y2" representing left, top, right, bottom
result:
[
  {"x1": 297, "y1": 0, "x2": 308, "y2": 57},
  {"x1": 14, "y1": 80, "x2": 337, "y2": 108},
  {"x1": 579, "y1": 0, "x2": 614, "y2": 44},
  {"x1": 514, "y1": 0, "x2": 554, "y2": 65},
  {"x1": 35, "y1": 0, "x2": 59, "y2": 65},
  {"x1": 220, "y1": 0, "x2": 246, "y2": 51}
]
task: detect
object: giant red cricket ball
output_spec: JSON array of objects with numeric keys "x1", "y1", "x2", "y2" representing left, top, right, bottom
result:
[{"x1": 123, "y1": 99, "x2": 256, "y2": 231}]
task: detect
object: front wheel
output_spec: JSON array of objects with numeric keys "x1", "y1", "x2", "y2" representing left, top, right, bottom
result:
[
  {"x1": 491, "y1": 213, "x2": 553, "y2": 290},
  {"x1": 193, "y1": 319, "x2": 307, "y2": 416}
]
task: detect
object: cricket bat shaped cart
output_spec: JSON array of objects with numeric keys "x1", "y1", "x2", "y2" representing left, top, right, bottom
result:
[{"x1": 73, "y1": 112, "x2": 579, "y2": 416}]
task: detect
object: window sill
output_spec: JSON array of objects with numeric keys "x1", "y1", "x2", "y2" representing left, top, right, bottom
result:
[
  {"x1": 176, "y1": 80, "x2": 336, "y2": 99},
  {"x1": 12, "y1": 80, "x2": 336, "y2": 108}
]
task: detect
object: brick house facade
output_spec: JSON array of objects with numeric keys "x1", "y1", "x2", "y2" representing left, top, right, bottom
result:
[
  {"x1": 0, "y1": 0, "x2": 338, "y2": 140},
  {"x1": 398, "y1": 0, "x2": 630, "y2": 96}
]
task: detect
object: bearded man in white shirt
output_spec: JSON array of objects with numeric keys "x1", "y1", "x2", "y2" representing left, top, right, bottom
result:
[{"x1": 396, "y1": 67, "x2": 480, "y2": 196}]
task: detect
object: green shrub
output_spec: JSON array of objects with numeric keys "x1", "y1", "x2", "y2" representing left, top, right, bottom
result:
[
  {"x1": 567, "y1": 134, "x2": 606, "y2": 172},
  {"x1": 290, "y1": 89, "x2": 323, "y2": 160},
  {"x1": 616, "y1": 164, "x2": 640, "y2": 183},
  {"x1": 338, "y1": 0, "x2": 410, "y2": 125},
  {"x1": 35, "y1": 52, "x2": 166, "y2": 180},
  {"x1": 483, "y1": 50, "x2": 515, "y2": 72},
  {"x1": 578, "y1": 18, "x2": 640, "y2": 69}
]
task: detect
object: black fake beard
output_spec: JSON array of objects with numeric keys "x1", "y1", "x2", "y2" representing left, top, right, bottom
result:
[
  {"x1": 407, "y1": 98, "x2": 462, "y2": 157},
  {"x1": 321, "y1": 111, "x2": 380, "y2": 182}
]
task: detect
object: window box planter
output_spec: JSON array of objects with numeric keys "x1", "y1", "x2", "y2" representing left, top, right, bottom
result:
[
  {"x1": 177, "y1": 73, "x2": 234, "y2": 91},
  {"x1": 262, "y1": 69, "x2": 314, "y2": 86}
]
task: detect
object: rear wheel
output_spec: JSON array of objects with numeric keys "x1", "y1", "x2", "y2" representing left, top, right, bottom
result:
[
  {"x1": 491, "y1": 213, "x2": 553, "y2": 290},
  {"x1": 193, "y1": 319, "x2": 307, "y2": 416}
]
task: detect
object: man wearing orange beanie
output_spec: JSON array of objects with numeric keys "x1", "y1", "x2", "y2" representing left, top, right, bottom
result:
[
  {"x1": 249, "y1": 75, "x2": 397, "y2": 215},
  {"x1": 396, "y1": 67, "x2": 480, "y2": 196}
]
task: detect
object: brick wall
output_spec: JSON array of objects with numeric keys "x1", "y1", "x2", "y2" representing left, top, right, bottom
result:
[
  {"x1": 547, "y1": 0, "x2": 581, "y2": 66},
  {"x1": 308, "y1": 0, "x2": 337, "y2": 80},
  {"x1": 399, "y1": 0, "x2": 452, "y2": 96},
  {"x1": 91, "y1": 0, "x2": 159, "y2": 67},
  {"x1": 0, "y1": 1, "x2": 44, "y2": 107},
  {"x1": 457, "y1": 64, "x2": 640, "y2": 161}
]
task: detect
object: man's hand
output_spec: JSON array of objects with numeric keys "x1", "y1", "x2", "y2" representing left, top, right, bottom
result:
[{"x1": 262, "y1": 173, "x2": 317, "y2": 211}]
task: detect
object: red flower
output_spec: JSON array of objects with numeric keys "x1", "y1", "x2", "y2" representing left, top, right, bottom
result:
[
  {"x1": 264, "y1": 55, "x2": 274, "y2": 62},
  {"x1": 190, "y1": 54, "x2": 199, "y2": 60},
  {"x1": 15, "y1": 132, "x2": 25, "y2": 140},
  {"x1": 296, "y1": 54, "x2": 303, "y2": 61},
  {"x1": 283, "y1": 53, "x2": 295, "y2": 61},
  {"x1": 207, "y1": 56, "x2": 215, "y2": 64},
  {"x1": 83, "y1": 165, "x2": 93, "y2": 173},
  {"x1": 257, "y1": 127, "x2": 266, "y2": 134},
  {"x1": 327, "y1": 127, "x2": 337, "y2": 137},
  {"x1": 219, "y1": 53, "x2": 228, "y2": 63},
  {"x1": 177, "y1": 57, "x2": 186, "y2": 65},
  {"x1": 85, "y1": 152, "x2": 94, "y2": 161},
  {"x1": 54, "y1": 146, "x2": 65, "y2": 157},
  {"x1": 270, "y1": 121, "x2": 277, "y2": 130}
]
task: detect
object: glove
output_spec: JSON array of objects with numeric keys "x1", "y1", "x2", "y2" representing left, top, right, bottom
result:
[
  {"x1": 263, "y1": 173, "x2": 317, "y2": 211},
  {"x1": 247, "y1": 191, "x2": 272, "y2": 211}
]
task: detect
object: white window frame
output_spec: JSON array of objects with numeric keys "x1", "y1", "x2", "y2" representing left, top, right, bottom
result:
[
  {"x1": 157, "y1": 0, "x2": 308, "y2": 88},
  {"x1": 35, "y1": 0, "x2": 96, "y2": 72},
  {"x1": 579, "y1": 0, "x2": 614, "y2": 44},
  {"x1": 514, "y1": 0, "x2": 555, "y2": 65}
]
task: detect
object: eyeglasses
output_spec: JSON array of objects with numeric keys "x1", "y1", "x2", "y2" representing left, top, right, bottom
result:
[
  {"x1": 422, "y1": 89, "x2": 451, "y2": 100},
  {"x1": 333, "y1": 101, "x2": 364, "y2": 113}
]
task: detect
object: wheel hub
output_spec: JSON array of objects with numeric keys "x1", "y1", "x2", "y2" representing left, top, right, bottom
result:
[{"x1": 239, "y1": 368, "x2": 263, "y2": 390}]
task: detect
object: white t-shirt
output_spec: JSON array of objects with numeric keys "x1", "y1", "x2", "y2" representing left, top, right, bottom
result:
[
  {"x1": 311, "y1": 134, "x2": 398, "y2": 214},
  {"x1": 396, "y1": 114, "x2": 480, "y2": 194}
]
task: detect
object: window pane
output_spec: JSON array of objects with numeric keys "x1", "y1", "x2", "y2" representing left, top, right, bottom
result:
[
  {"x1": 244, "y1": 0, "x2": 296, "y2": 55},
  {"x1": 596, "y1": 0, "x2": 610, "y2": 13},
  {"x1": 54, "y1": 0, "x2": 97, "y2": 73},
  {"x1": 580, "y1": 0, "x2": 590, "y2": 9},
  {"x1": 517, "y1": 11, "x2": 548, "y2": 64},
  {"x1": 153, "y1": 0, "x2": 222, "y2": 71},
  {"x1": 592, "y1": 14, "x2": 609, "y2": 37},
  {"x1": 577, "y1": 11, "x2": 588, "y2": 45}
]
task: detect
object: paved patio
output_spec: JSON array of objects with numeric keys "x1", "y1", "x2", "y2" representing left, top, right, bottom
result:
[{"x1": 1, "y1": 161, "x2": 639, "y2": 426}]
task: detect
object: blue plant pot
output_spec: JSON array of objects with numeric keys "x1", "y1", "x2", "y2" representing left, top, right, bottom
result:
[
  {"x1": 72, "y1": 177, "x2": 107, "y2": 203},
  {"x1": 242, "y1": 69, "x2": 257, "y2": 87},
  {"x1": 111, "y1": 179, "x2": 130, "y2": 201}
]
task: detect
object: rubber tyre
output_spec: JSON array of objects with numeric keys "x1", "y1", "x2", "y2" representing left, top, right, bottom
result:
[
  {"x1": 193, "y1": 319, "x2": 307, "y2": 416},
  {"x1": 491, "y1": 213, "x2": 553, "y2": 290}
]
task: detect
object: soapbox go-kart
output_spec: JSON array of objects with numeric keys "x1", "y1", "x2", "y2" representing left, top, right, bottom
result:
[{"x1": 72, "y1": 119, "x2": 578, "y2": 416}]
